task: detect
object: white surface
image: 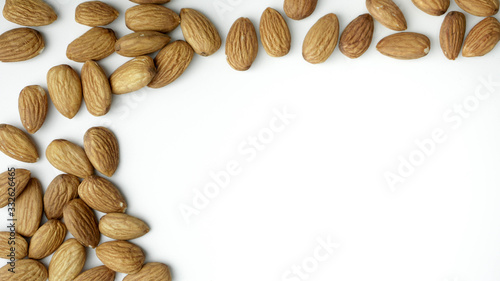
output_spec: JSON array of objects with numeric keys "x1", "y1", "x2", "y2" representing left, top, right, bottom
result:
[{"x1": 1, "y1": 0, "x2": 500, "y2": 280}]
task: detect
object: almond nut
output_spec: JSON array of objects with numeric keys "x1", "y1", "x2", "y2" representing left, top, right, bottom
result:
[
  {"x1": 44, "y1": 174, "x2": 80, "y2": 220},
  {"x1": 63, "y1": 199, "x2": 101, "y2": 248},
  {"x1": 225, "y1": 17, "x2": 259, "y2": 71},
  {"x1": 260, "y1": 7, "x2": 291, "y2": 57},
  {"x1": 47, "y1": 64, "x2": 82, "y2": 119},
  {"x1": 46, "y1": 139, "x2": 94, "y2": 179},
  {"x1": 84, "y1": 126, "x2": 119, "y2": 177},
  {"x1": 149, "y1": 41, "x2": 194, "y2": 88},
  {"x1": 18, "y1": 85, "x2": 48, "y2": 134},
  {"x1": 303, "y1": 13, "x2": 340, "y2": 64}
]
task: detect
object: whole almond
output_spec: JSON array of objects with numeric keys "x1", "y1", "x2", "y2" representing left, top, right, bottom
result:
[
  {"x1": 463, "y1": 16, "x2": 500, "y2": 57},
  {"x1": 339, "y1": 14, "x2": 374, "y2": 59},
  {"x1": 67, "y1": 27, "x2": 117, "y2": 62},
  {"x1": 84, "y1": 127, "x2": 119, "y2": 177},
  {"x1": 74, "y1": 265, "x2": 116, "y2": 281},
  {"x1": 0, "y1": 259, "x2": 47, "y2": 281},
  {"x1": 180, "y1": 8, "x2": 221, "y2": 56},
  {"x1": 455, "y1": 0, "x2": 499, "y2": 16},
  {"x1": 412, "y1": 0, "x2": 450, "y2": 15},
  {"x1": 0, "y1": 168, "x2": 30, "y2": 208},
  {"x1": 126, "y1": 4, "x2": 180, "y2": 33},
  {"x1": 47, "y1": 64, "x2": 82, "y2": 119},
  {"x1": 226, "y1": 17, "x2": 259, "y2": 71},
  {"x1": 366, "y1": 0, "x2": 407, "y2": 31},
  {"x1": 115, "y1": 31, "x2": 171, "y2": 57},
  {"x1": 96, "y1": 240, "x2": 146, "y2": 274},
  {"x1": 44, "y1": 174, "x2": 80, "y2": 220},
  {"x1": 110, "y1": 56, "x2": 157, "y2": 94},
  {"x1": 48, "y1": 238, "x2": 86, "y2": 281},
  {"x1": 0, "y1": 231, "x2": 28, "y2": 259},
  {"x1": 46, "y1": 139, "x2": 94, "y2": 178},
  {"x1": 63, "y1": 199, "x2": 100, "y2": 248},
  {"x1": 81, "y1": 61, "x2": 112, "y2": 116},
  {"x1": 29, "y1": 219, "x2": 67, "y2": 260},
  {"x1": 18, "y1": 85, "x2": 48, "y2": 134},
  {"x1": 99, "y1": 213, "x2": 150, "y2": 240},
  {"x1": 79, "y1": 175, "x2": 127, "y2": 213},
  {"x1": 0, "y1": 124, "x2": 38, "y2": 163},
  {"x1": 15, "y1": 178, "x2": 43, "y2": 237},
  {"x1": 0, "y1": 28, "x2": 44, "y2": 62},
  {"x1": 260, "y1": 7, "x2": 291, "y2": 57},
  {"x1": 303, "y1": 13, "x2": 340, "y2": 64},
  {"x1": 377, "y1": 32, "x2": 431, "y2": 59},
  {"x1": 3, "y1": 0, "x2": 57, "y2": 26},
  {"x1": 284, "y1": 0, "x2": 318, "y2": 20},
  {"x1": 123, "y1": 262, "x2": 171, "y2": 281},
  {"x1": 440, "y1": 11, "x2": 466, "y2": 60},
  {"x1": 149, "y1": 41, "x2": 194, "y2": 88},
  {"x1": 76, "y1": 1, "x2": 119, "y2": 27}
]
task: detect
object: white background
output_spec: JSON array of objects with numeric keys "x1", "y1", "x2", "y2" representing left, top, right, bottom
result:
[{"x1": 1, "y1": 0, "x2": 500, "y2": 280}]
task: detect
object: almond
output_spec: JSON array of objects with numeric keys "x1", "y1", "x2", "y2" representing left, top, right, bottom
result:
[
  {"x1": 0, "y1": 259, "x2": 47, "y2": 281},
  {"x1": 46, "y1": 139, "x2": 94, "y2": 178},
  {"x1": 455, "y1": 0, "x2": 499, "y2": 17},
  {"x1": 377, "y1": 32, "x2": 431, "y2": 59},
  {"x1": 0, "y1": 231, "x2": 28, "y2": 259},
  {"x1": 115, "y1": 31, "x2": 171, "y2": 57},
  {"x1": 123, "y1": 262, "x2": 171, "y2": 281},
  {"x1": 44, "y1": 174, "x2": 80, "y2": 220},
  {"x1": 28, "y1": 219, "x2": 67, "y2": 260},
  {"x1": 110, "y1": 56, "x2": 157, "y2": 94},
  {"x1": 75, "y1": 1, "x2": 119, "y2": 27},
  {"x1": 99, "y1": 213, "x2": 150, "y2": 240},
  {"x1": 130, "y1": 0, "x2": 170, "y2": 3},
  {"x1": 48, "y1": 238, "x2": 86, "y2": 281},
  {"x1": 0, "y1": 28, "x2": 44, "y2": 62},
  {"x1": 260, "y1": 7, "x2": 291, "y2": 57},
  {"x1": 180, "y1": 8, "x2": 221, "y2": 56},
  {"x1": 366, "y1": 0, "x2": 407, "y2": 31},
  {"x1": 0, "y1": 168, "x2": 30, "y2": 208},
  {"x1": 47, "y1": 64, "x2": 82, "y2": 119},
  {"x1": 3, "y1": 0, "x2": 57, "y2": 26},
  {"x1": 149, "y1": 41, "x2": 194, "y2": 88},
  {"x1": 126, "y1": 4, "x2": 180, "y2": 33},
  {"x1": 412, "y1": 0, "x2": 450, "y2": 15},
  {"x1": 440, "y1": 11, "x2": 466, "y2": 60},
  {"x1": 18, "y1": 85, "x2": 48, "y2": 134},
  {"x1": 303, "y1": 13, "x2": 340, "y2": 64},
  {"x1": 84, "y1": 127, "x2": 119, "y2": 177},
  {"x1": 0, "y1": 124, "x2": 38, "y2": 163},
  {"x1": 225, "y1": 17, "x2": 259, "y2": 71},
  {"x1": 74, "y1": 265, "x2": 116, "y2": 281},
  {"x1": 81, "y1": 60, "x2": 112, "y2": 116},
  {"x1": 15, "y1": 178, "x2": 43, "y2": 237},
  {"x1": 284, "y1": 0, "x2": 318, "y2": 20},
  {"x1": 96, "y1": 240, "x2": 146, "y2": 274},
  {"x1": 67, "y1": 27, "x2": 117, "y2": 62},
  {"x1": 463, "y1": 16, "x2": 500, "y2": 57},
  {"x1": 78, "y1": 175, "x2": 127, "y2": 213},
  {"x1": 339, "y1": 14, "x2": 374, "y2": 59},
  {"x1": 63, "y1": 199, "x2": 100, "y2": 248}
]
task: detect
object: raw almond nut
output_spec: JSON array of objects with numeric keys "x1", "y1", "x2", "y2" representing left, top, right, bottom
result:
[
  {"x1": 29, "y1": 219, "x2": 67, "y2": 260},
  {"x1": 47, "y1": 64, "x2": 82, "y2": 119},
  {"x1": 225, "y1": 17, "x2": 259, "y2": 71},
  {"x1": 63, "y1": 199, "x2": 100, "y2": 248},
  {"x1": 46, "y1": 139, "x2": 94, "y2": 178},
  {"x1": 96, "y1": 240, "x2": 146, "y2": 274},
  {"x1": 0, "y1": 28, "x2": 44, "y2": 62},
  {"x1": 67, "y1": 27, "x2": 117, "y2": 62},
  {"x1": 303, "y1": 13, "x2": 340, "y2": 64},
  {"x1": 75, "y1": 1, "x2": 119, "y2": 27},
  {"x1": 463, "y1": 16, "x2": 500, "y2": 57},
  {"x1": 0, "y1": 259, "x2": 47, "y2": 281},
  {"x1": 84, "y1": 127, "x2": 119, "y2": 177},
  {"x1": 0, "y1": 168, "x2": 30, "y2": 208},
  {"x1": 74, "y1": 265, "x2": 116, "y2": 281},
  {"x1": 440, "y1": 11, "x2": 466, "y2": 60},
  {"x1": 110, "y1": 56, "x2": 156, "y2": 94},
  {"x1": 180, "y1": 8, "x2": 221, "y2": 56},
  {"x1": 0, "y1": 231, "x2": 28, "y2": 259},
  {"x1": 366, "y1": 0, "x2": 407, "y2": 31},
  {"x1": 48, "y1": 238, "x2": 87, "y2": 281},
  {"x1": 125, "y1": 4, "x2": 180, "y2": 33},
  {"x1": 0, "y1": 124, "x2": 38, "y2": 163},
  {"x1": 15, "y1": 178, "x2": 43, "y2": 237},
  {"x1": 3, "y1": 0, "x2": 57, "y2": 26},
  {"x1": 284, "y1": 0, "x2": 318, "y2": 20},
  {"x1": 339, "y1": 13, "x2": 374, "y2": 59},
  {"x1": 149, "y1": 41, "x2": 194, "y2": 88},
  {"x1": 260, "y1": 7, "x2": 291, "y2": 57},
  {"x1": 412, "y1": 0, "x2": 450, "y2": 16},
  {"x1": 99, "y1": 213, "x2": 150, "y2": 240},
  {"x1": 130, "y1": 0, "x2": 170, "y2": 3},
  {"x1": 115, "y1": 31, "x2": 171, "y2": 57},
  {"x1": 81, "y1": 61, "x2": 112, "y2": 116},
  {"x1": 377, "y1": 32, "x2": 431, "y2": 59},
  {"x1": 44, "y1": 174, "x2": 80, "y2": 220},
  {"x1": 455, "y1": 0, "x2": 499, "y2": 16},
  {"x1": 78, "y1": 175, "x2": 127, "y2": 213},
  {"x1": 123, "y1": 262, "x2": 171, "y2": 281},
  {"x1": 18, "y1": 85, "x2": 48, "y2": 134}
]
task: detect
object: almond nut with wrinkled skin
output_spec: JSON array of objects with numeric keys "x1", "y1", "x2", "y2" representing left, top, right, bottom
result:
[
  {"x1": 260, "y1": 7, "x2": 291, "y2": 57},
  {"x1": 0, "y1": 231, "x2": 28, "y2": 259},
  {"x1": 74, "y1": 265, "x2": 116, "y2": 281},
  {"x1": 63, "y1": 199, "x2": 100, "y2": 248},
  {"x1": 0, "y1": 124, "x2": 38, "y2": 163},
  {"x1": 49, "y1": 238, "x2": 87, "y2": 281},
  {"x1": 149, "y1": 41, "x2": 194, "y2": 88},
  {"x1": 96, "y1": 240, "x2": 145, "y2": 274},
  {"x1": 180, "y1": 8, "x2": 221, "y2": 56},
  {"x1": 412, "y1": 0, "x2": 450, "y2": 16},
  {"x1": 0, "y1": 259, "x2": 47, "y2": 281},
  {"x1": 455, "y1": 0, "x2": 499, "y2": 16},
  {"x1": 99, "y1": 213, "x2": 150, "y2": 240},
  {"x1": 44, "y1": 174, "x2": 80, "y2": 220},
  {"x1": 339, "y1": 14, "x2": 374, "y2": 59},
  {"x1": 3, "y1": 0, "x2": 57, "y2": 26},
  {"x1": 76, "y1": 1, "x2": 119, "y2": 27},
  {"x1": 123, "y1": 262, "x2": 171, "y2": 281},
  {"x1": 377, "y1": 32, "x2": 431, "y2": 59},
  {"x1": 366, "y1": 0, "x2": 407, "y2": 31},
  {"x1": 110, "y1": 56, "x2": 156, "y2": 94},
  {"x1": 18, "y1": 85, "x2": 48, "y2": 134},
  {"x1": 284, "y1": 0, "x2": 318, "y2": 20},
  {"x1": 226, "y1": 18, "x2": 259, "y2": 71},
  {"x1": 46, "y1": 139, "x2": 94, "y2": 178},
  {"x1": 84, "y1": 127, "x2": 119, "y2": 177},
  {"x1": 67, "y1": 27, "x2": 117, "y2": 62},
  {"x1": 15, "y1": 178, "x2": 43, "y2": 237},
  {"x1": 29, "y1": 219, "x2": 67, "y2": 260},
  {"x1": 463, "y1": 16, "x2": 500, "y2": 57},
  {"x1": 47, "y1": 64, "x2": 82, "y2": 119},
  {"x1": 0, "y1": 28, "x2": 44, "y2": 62},
  {"x1": 79, "y1": 175, "x2": 127, "y2": 213},
  {"x1": 82, "y1": 61, "x2": 112, "y2": 116},
  {"x1": 303, "y1": 13, "x2": 339, "y2": 64},
  {"x1": 0, "y1": 168, "x2": 30, "y2": 208},
  {"x1": 126, "y1": 4, "x2": 180, "y2": 33},
  {"x1": 115, "y1": 31, "x2": 171, "y2": 57},
  {"x1": 440, "y1": 11, "x2": 466, "y2": 60}
]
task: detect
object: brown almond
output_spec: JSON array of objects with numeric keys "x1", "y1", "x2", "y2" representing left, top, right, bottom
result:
[
  {"x1": 125, "y1": 4, "x2": 180, "y2": 33},
  {"x1": 47, "y1": 64, "x2": 82, "y2": 119},
  {"x1": 48, "y1": 238, "x2": 87, "y2": 281},
  {"x1": 75, "y1": 1, "x2": 119, "y2": 27},
  {"x1": 463, "y1": 16, "x2": 500, "y2": 57},
  {"x1": 18, "y1": 85, "x2": 48, "y2": 134},
  {"x1": 339, "y1": 14, "x2": 374, "y2": 59},
  {"x1": 225, "y1": 17, "x2": 259, "y2": 71},
  {"x1": 130, "y1": 0, "x2": 170, "y2": 3},
  {"x1": 15, "y1": 178, "x2": 43, "y2": 237},
  {"x1": 377, "y1": 32, "x2": 431, "y2": 59},
  {"x1": 67, "y1": 27, "x2": 117, "y2": 62},
  {"x1": 124, "y1": 262, "x2": 171, "y2": 281},
  {"x1": 96, "y1": 240, "x2": 145, "y2": 274},
  {"x1": 455, "y1": 0, "x2": 499, "y2": 17},
  {"x1": 29, "y1": 219, "x2": 67, "y2": 260},
  {"x1": 84, "y1": 127, "x2": 119, "y2": 177},
  {"x1": 149, "y1": 41, "x2": 194, "y2": 88},
  {"x1": 3, "y1": 0, "x2": 57, "y2": 26},
  {"x1": 0, "y1": 168, "x2": 30, "y2": 208},
  {"x1": 0, "y1": 259, "x2": 47, "y2": 281},
  {"x1": 46, "y1": 139, "x2": 94, "y2": 178},
  {"x1": 260, "y1": 7, "x2": 291, "y2": 57},
  {"x1": 366, "y1": 0, "x2": 407, "y2": 31},
  {"x1": 412, "y1": 0, "x2": 450, "y2": 16},
  {"x1": 74, "y1": 265, "x2": 116, "y2": 281},
  {"x1": 0, "y1": 231, "x2": 28, "y2": 259},
  {"x1": 115, "y1": 31, "x2": 171, "y2": 57},
  {"x1": 180, "y1": 8, "x2": 221, "y2": 56},
  {"x1": 0, "y1": 124, "x2": 38, "y2": 163},
  {"x1": 0, "y1": 28, "x2": 44, "y2": 62},
  {"x1": 284, "y1": 0, "x2": 318, "y2": 20},
  {"x1": 78, "y1": 175, "x2": 127, "y2": 213},
  {"x1": 110, "y1": 56, "x2": 156, "y2": 95},
  {"x1": 99, "y1": 213, "x2": 150, "y2": 240},
  {"x1": 44, "y1": 174, "x2": 80, "y2": 220},
  {"x1": 303, "y1": 13, "x2": 340, "y2": 64},
  {"x1": 81, "y1": 61, "x2": 112, "y2": 116},
  {"x1": 63, "y1": 199, "x2": 100, "y2": 248},
  {"x1": 440, "y1": 11, "x2": 466, "y2": 60}
]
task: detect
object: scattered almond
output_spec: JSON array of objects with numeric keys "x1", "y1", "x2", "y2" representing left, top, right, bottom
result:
[
  {"x1": 84, "y1": 127, "x2": 119, "y2": 177},
  {"x1": 149, "y1": 40, "x2": 194, "y2": 88},
  {"x1": 48, "y1": 238, "x2": 87, "y2": 281},
  {"x1": 366, "y1": 0, "x2": 407, "y2": 31},
  {"x1": 463, "y1": 16, "x2": 500, "y2": 57},
  {"x1": 303, "y1": 13, "x2": 340, "y2": 64},
  {"x1": 412, "y1": 0, "x2": 450, "y2": 16},
  {"x1": 455, "y1": 0, "x2": 499, "y2": 17},
  {"x1": 63, "y1": 199, "x2": 100, "y2": 248},
  {"x1": 115, "y1": 31, "x2": 171, "y2": 57},
  {"x1": 0, "y1": 28, "x2": 44, "y2": 62},
  {"x1": 74, "y1": 265, "x2": 116, "y2": 281},
  {"x1": 67, "y1": 27, "x2": 117, "y2": 62},
  {"x1": 78, "y1": 175, "x2": 127, "y2": 213},
  {"x1": 0, "y1": 231, "x2": 28, "y2": 259},
  {"x1": 123, "y1": 262, "x2": 172, "y2": 281},
  {"x1": 15, "y1": 178, "x2": 43, "y2": 237},
  {"x1": 29, "y1": 219, "x2": 67, "y2": 260},
  {"x1": 81, "y1": 60, "x2": 113, "y2": 117},
  {"x1": 284, "y1": 0, "x2": 318, "y2": 20},
  {"x1": 226, "y1": 17, "x2": 259, "y2": 71},
  {"x1": 47, "y1": 64, "x2": 82, "y2": 119},
  {"x1": 0, "y1": 124, "x2": 38, "y2": 163},
  {"x1": 339, "y1": 14, "x2": 374, "y2": 59},
  {"x1": 126, "y1": 4, "x2": 180, "y2": 33},
  {"x1": 3, "y1": 0, "x2": 57, "y2": 26},
  {"x1": 180, "y1": 8, "x2": 222, "y2": 56},
  {"x1": 44, "y1": 174, "x2": 80, "y2": 220},
  {"x1": 0, "y1": 168, "x2": 30, "y2": 208},
  {"x1": 96, "y1": 240, "x2": 146, "y2": 274},
  {"x1": 377, "y1": 32, "x2": 431, "y2": 59},
  {"x1": 111, "y1": 56, "x2": 157, "y2": 94},
  {"x1": 260, "y1": 7, "x2": 291, "y2": 57},
  {"x1": 440, "y1": 11, "x2": 466, "y2": 60},
  {"x1": 99, "y1": 213, "x2": 150, "y2": 240},
  {"x1": 0, "y1": 259, "x2": 47, "y2": 281},
  {"x1": 46, "y1": 139, "x2": 94, "y2": 178},
  {"x1": 18, "y1": 85, "x2": 48, "y2": 134},
  {"x1": 75, "y1": 1, "x2": 119, "y2": 27}
]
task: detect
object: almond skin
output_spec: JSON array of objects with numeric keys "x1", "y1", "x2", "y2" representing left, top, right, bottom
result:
[
  {"x1": 14, "y1": 178, "x2": 43, "y2": 237},
  {"x1": 123, "y1": 262, "x2": 171, "y2": 281},
  {"x1": 110, "y1": 56, "x2": 156, "y2": 95},
  {"x1": 284, "y1": 0, "x2": 318, "y2": 20},
  {"x1": 84, "y1": 127, "x2": 119, "y2": 177},
  {"x1": 18, "y1": 85, "x2": 48, "y2": 134},
  {"x1": 126, "y1": 4, "x2": 180, "y2": 33},
  {"x1": 0, "y1": 124, "x2": 38, "y2": 163},
  {"x1": 96, "y1": 240, "x2": 146, "y2": 274},
  {"x1": 76, "y1": 1, "x2": 119, "y2": 27},
  {"x1": 115, "y1": 31, "x2": 171, "y2": 57},
  {"x1": 46, "y1": 139, "x2": 94, "y2": 178},
  {"x1": 82, "y1": 60, "x2": 112, "y2": 117},
  {"x1": 149, "y1": 41, "x2": 194, "y2": 88},
  {"x1": 303, "y1": 13, "x2": 340, "y2": 64},
  {"x1": 99, "y1": 213, "x2": 150, "y2": 240},
  {"x1": 0, "y1": 259, "x2": 47, "y2": 281},
  {"x1": 3, "y1": 0, "x2": 57, "y2": 26},
  {"x1": 63, "y1": 199, "x2": 100, "y2": 248},
  {"x1": 29, "y1": 219, "x2": 67, "y2": 260},
  {"x1": 412, "y1": 0, "x2": 450, "y2": 16},
  {"x1": 78, "y1": 175, "x2": 127, "y2": 213},
  {"x1": 260, "y1": 7, "x2": 291, "y2": 57},
  {"x1": 67, "y1": 27, "x2": 117, "y2": 62},
  {"x1": 0, "y1": 231, "x2": 28, "y2": 259},
  {"x1": 377, "y1": 32, "x2": 431, "y2": 59},
  {"x1": 47, "y1": 64, "x2": 82, "y2": 119},
  {"x1": 180, "y1": 8, "x2": 221, "y2": 56},
  {"x1": 463, "y1": 16, "x2": 500, "y2": 57},
  {"x1": 226, "y1": 17, "x2": 259, "y2": 71},
  {"x1": 48, "y1": 238, "x2": 86, "y2": 281},
  {"x1": 74, "y1": 265, "x2": 116, "y2": 281},
  {"x1": 0, "y1": 168, "x2": 30, "y2": 208},
  {"x1": 440, "y1": 11, "x2": 466, "y2": 60},
  {"x1": 455, "y1": 0, "x2": 499, "y2": 16},
  {"x1": 366, "y1": 0, "x2": 407, "y2": 31},
  {"x1": 339, "y1": 14, "x2": 374, "y2": 59},
  {"x1": 0, "y1": 28, "x2": 44, "y2": 62},
  {"x1": 44, "y1": 174, "x2": 80, "y2": 220}
]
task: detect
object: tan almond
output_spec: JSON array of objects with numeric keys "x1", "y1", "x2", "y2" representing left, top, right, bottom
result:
[
  {"x1": 99, "y1": 213, "x2": 150, "y2": 240},
  {"x1": 284, "y1": 0, "x2": 318, "y2": 20},
  {"x1": 0, "y1": 28, "x2": 44, "y2": 62},
  {"x1": 130, "y1": 0, "x2": 170, "y2": 3},
  {"x1": 377, "y1": 32, "x2": 431, "y2": 59},
  {"x1": 74, "y1": 265, "x2": 116, "y2": 281},
  {"x1": 18, "y1": 85, "x2": 48, "y2": 134},
  {"x1": 303, "y1": 13, "x2": 340, "y2": 64},
  {"x1": 63, "y1": 199, "x2": 100, "y2": 248},
  {"x1": 28, "y1": 219, "x2": 67, "y2": 260},
  {"x1": 115, "y1": 31, "x2": 171, "y2": 57},
  {"x1": 46, "y1": 139, "x2": 94, "y2": 178},
  {"x1": 84, "y1": 127, "x2": 119, "y2": 177},
  {"x1": 260, "y1": 7, "x2": 291, "y2": 57},
  {"x1": 455, "y1": 0, "x2": 499, "y2": 17},
  {"x1": 0, "y1": 231, "x2": 28, "y2": 259},
  {"x1": 0, "y1": 168, "x2": 30, "y2": 208},
  {"x1": 149, "y1": 41, "x2": 194, "y2": 88},
  {"x1": 15, "y1": 178, "x2": 43, "y2": 237},
  {"x1": 412, "y1": 0, "x2": 450, "y2": 16},
  {"x1": 47, "y1": 64, "x2": 82, "y2": 119},
  {"x1": 75, "y1": 1, "x2": 119, "y2": 27},
  {"x1": 78, "y1": 175, "x2": 127, "y2": 213},
  {"x1": 463, "y1": 16, "x2": 500, "y2": 57},
  {"x1": 226, "y1": 17, "x2": 259, "y2": 71},
  {"x1": 339, "y1": 14, "x2": 374, "y2": 59},
  {"x1": 124, "y1": 262, "x2": 171, "y2": 281},
  {"x1": 125, "y1": 4, "x2": 180, "y2": 33},
  {"x1": 67, "y1": 27, "x2": 117, "y2": 62},
  {"x1": 81, "y1": 61, "x2": 112, "y2": 116},
  {"x1": 0, "y1": 124, "x2": 38, "y2": 163},
  {"x1": 440, "y1": 11, "x2": 466, "y2": 60},
  {"x1": 180, "y1": 8, "x2": 221, "y2": 56},
  {"x1": 366, "y1": 0, "x2": 407, "y2": 31},
  {"x1": 3, "y1": 0, "x2": 57, "y2": 26},
  {"x1": 110, "y1": 56, "x2": 156, "y2": 95},
  {"x1": 0, "y1": 259, "x2": 47, "y2": 281},
  {"x1": 48, "y1": 238, "x2": 86, "y2": 281},
  {"x1": 44, "y1": 174, "x2": 80, "y2": 220},
  {"x1": 96, "y1": 240, "x2": 145, "y2": 274}
]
